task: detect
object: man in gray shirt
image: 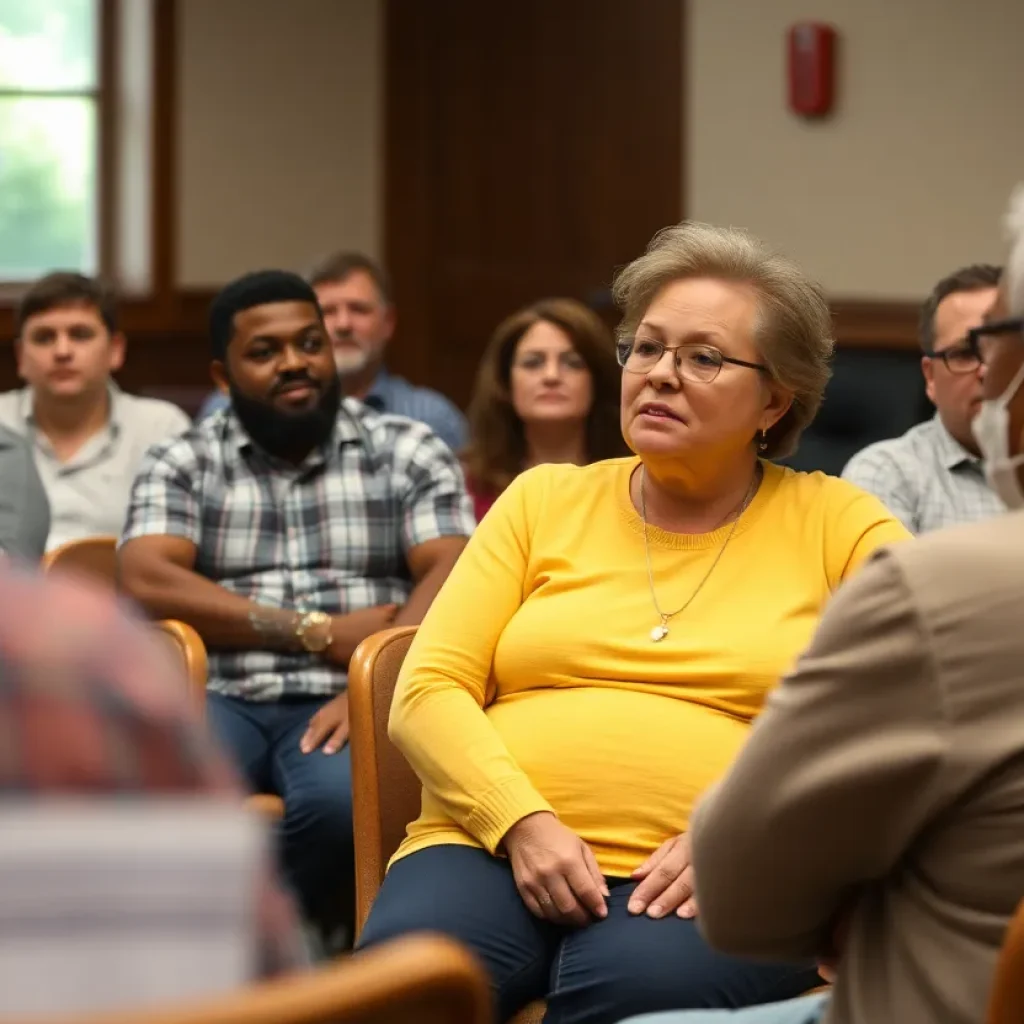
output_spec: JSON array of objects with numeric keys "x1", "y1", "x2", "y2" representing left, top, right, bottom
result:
[
  {"x1": 842, "y1": 264, "x2": 1005, "y2": 534},
  {"x1": 0, "y1": 273, "x2": 190, "y2": 551},
  {"x1": 0, "y1": 424, "x2": 49, "y2": 562}
]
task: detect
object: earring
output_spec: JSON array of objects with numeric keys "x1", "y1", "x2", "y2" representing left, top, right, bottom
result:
[{"x1": 758, "y1": 429, "x2": 768, "y2": 452}]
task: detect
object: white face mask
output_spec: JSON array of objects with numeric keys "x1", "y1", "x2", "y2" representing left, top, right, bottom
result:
[{"x1": 973, "y1": 358, "x2": 1024, "y2": 509}]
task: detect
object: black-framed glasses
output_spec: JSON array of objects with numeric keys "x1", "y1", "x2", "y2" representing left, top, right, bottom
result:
[
  {"x1": 965, "y1": 317, "x2": 1024, "y2": 365},
  {"x1": 616, "y1": 337, "x2": 768, "y2": 384},
  {"x1": 927, "y1": 342, "x2": 983, "y2": 375}
]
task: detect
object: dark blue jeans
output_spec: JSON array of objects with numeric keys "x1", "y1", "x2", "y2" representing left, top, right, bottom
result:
[
  {"x1": 358, "y1": 846, "x2": 820, "y2": 1024},
  {"x1": 206, "y1": 693, "x2": 354, "y2": 934}
]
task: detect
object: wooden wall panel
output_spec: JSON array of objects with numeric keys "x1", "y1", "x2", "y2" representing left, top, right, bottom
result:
[{"x1": 385, "y1": 0, "x2": 686, "y2": 410}]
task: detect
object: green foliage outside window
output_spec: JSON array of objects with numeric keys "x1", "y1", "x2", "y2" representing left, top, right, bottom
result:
[{"x1": 0, "y1": 0, "x2": 98, "y2": 280}]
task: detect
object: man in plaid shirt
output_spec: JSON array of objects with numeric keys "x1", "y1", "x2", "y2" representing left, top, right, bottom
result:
[
  {"x1": 0, "y1": 567, "x2": 302, "y2": 975},
  {"x1": 119, "y1": 270, "x2": 474, "y2": 945}
]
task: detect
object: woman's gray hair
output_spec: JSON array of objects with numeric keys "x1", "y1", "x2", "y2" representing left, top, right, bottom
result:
[{"x1": 612, "y1": 222, "x2": 834, "y2": 458}]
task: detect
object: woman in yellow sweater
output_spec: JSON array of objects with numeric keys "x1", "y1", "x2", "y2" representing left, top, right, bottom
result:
[{"x1": 357, "y1": 224, "x2": 910, "y2": 1023}]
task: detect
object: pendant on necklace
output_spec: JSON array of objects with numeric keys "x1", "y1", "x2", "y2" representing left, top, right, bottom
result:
[{"x1": 650, "y1": 624, "x2": 669, "y2": 642}]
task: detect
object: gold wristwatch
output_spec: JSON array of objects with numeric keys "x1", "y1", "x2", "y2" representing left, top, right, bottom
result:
[{"x1": 295, "y1": 610, "x2": 333, "y2": 654}]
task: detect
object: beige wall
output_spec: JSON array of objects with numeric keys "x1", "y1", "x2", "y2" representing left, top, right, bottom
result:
[
  {"x1": 175, "y1": 1, "x2": 1024, "y2": 300},
  {"x1": 688, "y1": 0, "x2": 1024, "y2": 300},
  {"x1": 176, "y1": 0, "x2": 381, "y2": 287}
]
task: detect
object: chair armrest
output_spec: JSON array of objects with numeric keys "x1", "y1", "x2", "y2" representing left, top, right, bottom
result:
[{"x1": 153, "y1": 619, "x2": 209, "y2": 711}]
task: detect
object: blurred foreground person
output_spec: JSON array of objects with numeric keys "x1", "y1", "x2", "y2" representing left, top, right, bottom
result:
[{"x1": 0, "y1": 567, "x2": 302, "y2": 984}]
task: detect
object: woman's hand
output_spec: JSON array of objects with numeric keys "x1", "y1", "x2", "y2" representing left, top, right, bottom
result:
[
  {"x1": 503, "y1": 812, "x2": 609, "y2": 927},
  {"x1": 628, "y1": 833, "x2": 697, "y2": 919}
]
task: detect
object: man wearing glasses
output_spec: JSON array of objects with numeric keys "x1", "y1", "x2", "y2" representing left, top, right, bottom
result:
[{"x1": 842, "y1": 264, "x2": 1004, "y2": 533}]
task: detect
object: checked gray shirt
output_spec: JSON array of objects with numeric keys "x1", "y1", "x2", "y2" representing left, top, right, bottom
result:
[
  {"x1": 122, "y1": 399, "x2": 475, "y2": 700},
  {"x1": 842, "y1": 414, "x2": 1004, "y2": 535}
]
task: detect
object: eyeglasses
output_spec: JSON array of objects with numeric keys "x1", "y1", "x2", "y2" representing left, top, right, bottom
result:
[
  {"x1": 927, "y1": 342, "x2": 983, "y2": 375},
  {"x1": 965, "y1": 317, "x2": 1024, "y2": 366},
  {"x1": 512, "y1": 351, "x2": 588, "y2": 373},
  {"x1": 616, "y1": 337, "x2": 768, "y2": 384}
]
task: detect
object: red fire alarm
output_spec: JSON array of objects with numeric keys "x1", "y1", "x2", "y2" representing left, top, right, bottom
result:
[{"x1": 787, "y1": 23, "x2": 837, "y2": 117}]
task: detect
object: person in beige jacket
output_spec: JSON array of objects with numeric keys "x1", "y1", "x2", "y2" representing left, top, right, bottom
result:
[{"x1": 624, "y1": 187, "x2": 1024, "y2": 1024}]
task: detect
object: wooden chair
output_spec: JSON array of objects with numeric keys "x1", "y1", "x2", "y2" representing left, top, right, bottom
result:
[
  {"x1": 3, "y1": 935, "x2": 491, "y2": 1024},
  {"x1": 153, "y1": 619, "x2": 285, "y2": 822},
  {"x1": 42, "y1": 536, "x2": 119, "y2": 585},
  {"x1": 152, "y1": 619, "x2": 209, "y2": 694},
  {"x1": 349, "y1": 627, "x2": 545, "y2": 1024},
  {"x1": 988, "y1": 897, "x2": 1024, "y2": 1023}
]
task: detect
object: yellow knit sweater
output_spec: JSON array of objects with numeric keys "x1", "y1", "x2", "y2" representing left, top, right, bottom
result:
[{"x1": 389, "y1": 458, "x2": 910, "y2": 878}]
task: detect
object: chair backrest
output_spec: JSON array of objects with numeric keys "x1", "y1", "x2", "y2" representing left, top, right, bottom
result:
[
  {"x1": 781, "y1": 347, "x2": 930, "y2": 476},
  {"x1": 988, "y1": 896, "x2": 1024, "y2": 1024},
  {"x1": 348, "y1": 626, "x2": 420, "y2": 936},
  {"x1": 2, "y1": 934, "x2": 491, "y2": 1024},
  {"x1": 42, "y1": 536, "x2": 119, "y2": 587},
  {"x1": 0, "y1": 800, "x2": 266, "y2": 1017},
  {"x1": 152, "y1": 619, "x2": 209, "y2": 712},
  {"x1": 348, "y1": 629, "x2": 547, "y2": 1024}
]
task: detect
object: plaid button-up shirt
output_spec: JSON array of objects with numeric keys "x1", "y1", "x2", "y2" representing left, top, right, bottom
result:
[
  {"x1": 0, "y1": 568, "x2": 302, "y2": 977},
  {"x1": 122, "y1": 399, "x2": 475, "y2": 701},
  {"x1": 842, "y1": 414, "x2": 1005, "y2": 535}
]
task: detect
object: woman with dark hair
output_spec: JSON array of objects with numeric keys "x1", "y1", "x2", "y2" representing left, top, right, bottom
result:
[{"x1": 463, "y1": 298, "x2": 627, "y2": 519}]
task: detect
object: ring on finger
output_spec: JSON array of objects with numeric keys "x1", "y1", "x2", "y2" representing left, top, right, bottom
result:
[{"x1": 538, "y1": 891, "x2": 553, "y2": 906}]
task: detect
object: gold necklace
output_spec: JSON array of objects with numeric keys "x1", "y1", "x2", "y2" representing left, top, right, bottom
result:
[{"x1": 641, "y1": 465, "x2": 760, "y2": 642}]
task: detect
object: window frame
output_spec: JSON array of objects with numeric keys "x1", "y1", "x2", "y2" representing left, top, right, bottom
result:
[
  {"x1": 0, "y1": 0, "x2": 180, "y2": 330},
  {"x1": 0, "y1": 0, "x2": 114, "y2": 286}
]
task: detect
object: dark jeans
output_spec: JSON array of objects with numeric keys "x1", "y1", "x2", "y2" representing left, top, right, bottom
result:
[
  {"x1": 358, "y1": 846, "x2": 820, "y2": 1024},
  {"x1": 206, "y1": 692, "x2": 354, "y2": 934}
]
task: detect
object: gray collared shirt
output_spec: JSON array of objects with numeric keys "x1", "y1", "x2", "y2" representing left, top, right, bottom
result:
[
  {"x1": 842, "y1": 414, "x2": 1005, "y2": 535},
  {"x1": 0, "y1": 425, "x2": 50, "y2": 563},
  {"x1": 0, "y1": 385, "x2": 191, "y2": 551}
]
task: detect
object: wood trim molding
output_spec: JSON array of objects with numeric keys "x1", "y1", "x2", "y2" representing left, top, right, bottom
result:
[
  {"x1": 144, "y1": 295, "x2": 924, "y2": 350},
  {"x1": 0, "y1": 290, "x2": 923, "y2": 414},
  {"x1": 832, "y1": 299, "x2": 919, "y2": 350},
  {"x1": 97, "y1": 0, "x2": 119, "y2": 277},
  {"x1": 0, "y1": 287, "x2": 210, "y2": 343},
  {"x1": 0, "y1": 293, "x2": 921, "y2": 350},
  {"x1": 150, "y1": 0, "x2": 177, "y2": 306}
]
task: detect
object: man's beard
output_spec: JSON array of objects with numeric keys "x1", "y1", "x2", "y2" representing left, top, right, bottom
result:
[
  {"x1": 229, "y1": 372, "x2": 342, "y2": 461},
  {"x1": 332, "y1": 335, "x2": 374, "y2": 377}
]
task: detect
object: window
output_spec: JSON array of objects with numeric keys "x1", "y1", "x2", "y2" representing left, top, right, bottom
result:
[{"x1": 0, "y1": 0, "x2": 102, "y2": 281}]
